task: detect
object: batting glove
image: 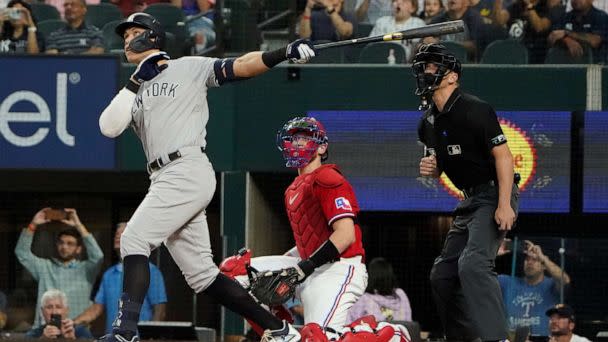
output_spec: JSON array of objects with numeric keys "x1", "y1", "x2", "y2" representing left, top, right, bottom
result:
[
  {"x1": 286, "y1": 39, "x2": 316, "y2": 64},
  {"x1": 131, "y1": 51, "x2": 170, "y2": 84}
]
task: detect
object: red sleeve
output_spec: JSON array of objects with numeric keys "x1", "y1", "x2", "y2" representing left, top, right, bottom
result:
[{"x1": 314, "y1": 181, "x2": 359, "y2": 226}]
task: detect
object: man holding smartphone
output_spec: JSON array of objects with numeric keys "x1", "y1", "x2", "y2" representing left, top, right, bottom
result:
[
  {"x1": 15, "y1": 208, "x2": 104, "y2": 327},
  {"x1": 299, "y1": 0, "x2": 355, "y2": 42},
  {"x1": 26, "y1": 289, "x2": 93, "y2": 339}
]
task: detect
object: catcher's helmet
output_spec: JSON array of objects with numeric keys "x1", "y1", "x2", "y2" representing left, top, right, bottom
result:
[
  {"x1": 115, "y1": 13, "x2": 165, "y2": 53},
  {"x1": 412, "y1": 43, "x2": 461, "y2": 99},
  {"x1": 277, "y1": 117, "x2": 328, "y2": 169}
]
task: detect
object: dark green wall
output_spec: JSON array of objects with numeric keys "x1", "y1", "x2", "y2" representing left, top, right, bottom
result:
[{"x1": 117, "y1": 64, "x2": 590, "y2": 172}]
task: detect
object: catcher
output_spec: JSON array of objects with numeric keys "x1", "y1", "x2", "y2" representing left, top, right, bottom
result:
[{"x1": 222, "y1": 116, "x2": 368, "y2": 332}]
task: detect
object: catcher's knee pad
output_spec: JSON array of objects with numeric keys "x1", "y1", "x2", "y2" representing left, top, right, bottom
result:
[
  {"x1": 120, "y1": 227, "x2": 151, "y2": 258},
  {"x1": 301, "y1": 323, "x2": 329, "y2": 342}
]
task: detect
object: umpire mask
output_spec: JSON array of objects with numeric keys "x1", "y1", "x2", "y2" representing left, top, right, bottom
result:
[{"x1": 412, "y1": 43, "x2": 461, "y2": 110}]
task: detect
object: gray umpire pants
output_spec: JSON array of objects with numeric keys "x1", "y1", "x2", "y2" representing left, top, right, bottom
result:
[{"x1": 430, "y1": 184, "x2": 519, "y2": 341}]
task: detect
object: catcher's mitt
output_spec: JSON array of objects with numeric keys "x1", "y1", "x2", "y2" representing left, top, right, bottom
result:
[{"x1": 248, "y1": 267, "x2": 301, "y2": 306}]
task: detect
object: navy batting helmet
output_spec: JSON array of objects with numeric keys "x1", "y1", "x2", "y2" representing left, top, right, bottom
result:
[{"x1": 115, "y1": 13, "x2": 165, "y2": 53}]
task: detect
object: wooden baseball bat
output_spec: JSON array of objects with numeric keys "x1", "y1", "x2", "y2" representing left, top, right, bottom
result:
[{"x1": 312, "y1": 20, "x2": 465, "y2": 50}]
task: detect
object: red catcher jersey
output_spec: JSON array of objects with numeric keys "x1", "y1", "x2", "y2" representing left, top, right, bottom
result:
[{"x1": 284, "y1": 164, "x2": 365, "y2": 260}]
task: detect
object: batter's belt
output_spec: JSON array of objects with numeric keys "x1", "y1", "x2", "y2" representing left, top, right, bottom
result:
[{"x1": 147, "y1": 146, "x2": 206, "y2": 173}]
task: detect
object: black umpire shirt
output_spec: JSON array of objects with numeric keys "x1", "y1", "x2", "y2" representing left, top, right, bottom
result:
[{"x1": 418, "y1": 88, "x2": 507, "y2": 190}]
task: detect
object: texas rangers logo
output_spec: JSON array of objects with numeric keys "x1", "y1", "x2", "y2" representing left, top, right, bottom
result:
[{"x1": 335, "y1": 197, "x2": 352, "y2": 210}]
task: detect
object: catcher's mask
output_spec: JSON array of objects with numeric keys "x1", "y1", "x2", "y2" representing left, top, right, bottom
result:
[
  {"x1": 115, "y1": 13, "x2": 165, "y2": 53},
  {"x1": 277, "y1": 117, "x2": 328, "y2": 169},
  {"x1": 412, "y1": 43, "x2": 461, "y2": 109}
]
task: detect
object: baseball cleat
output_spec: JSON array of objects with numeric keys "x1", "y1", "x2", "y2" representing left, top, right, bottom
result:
[
  {"x1": 261, "y1": 320, "x2": 301, "y2": 342},
  {"x1": 96, "y1": 332, "x2": 139, "y2": 342}
]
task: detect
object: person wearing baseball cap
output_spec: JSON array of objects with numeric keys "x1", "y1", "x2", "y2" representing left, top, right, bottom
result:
[{"x1": 546, "y1": 304, "x2": 591, "y2": 342}]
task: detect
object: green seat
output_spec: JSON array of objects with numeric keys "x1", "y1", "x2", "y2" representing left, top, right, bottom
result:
[
  {"x1": 102, "y1": 20, "x2": 124, "y2": 51},
  {"x1": 356, "y1": 23, "x2": 374, "y2": 38},
  {"x1": 545, "y1": 45, "x2": 593, "y2": 64},
  {"x1": 480, "y1": 39, "x2": 528, "y2": 64},
  {"x1": 38, "y1": 19, "x2": 66, "y2": 39},
  {"x1": 144, "y1": 3, "x2": 188, "y2": 55},
  {"x1": 86, "y1": 3, "x2": 123, "y2": 29},
  {"x1": 30, "y1": 3, "x2": 60, "y2": 22},
  {"x1": 308, "y1": 40, "x2": 344, "y2": 63},
  {"x1": 224, "y1": 0, "x2": 260, "y2": 52},
  {"x1": 359, "y1": 42, "x2": 407, "y2": 64},
  {"x1": 440, "y1": 41, "x2": 468, "y2": 63}
]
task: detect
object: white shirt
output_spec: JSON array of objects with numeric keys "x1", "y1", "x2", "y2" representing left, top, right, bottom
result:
[
  {"x1": 355, "y1": 0, "x2": 394, "y2": 24},
  {"x1": 369, "y1": 16, "x2": 427, "y2": 60},
  {"x1": 569, "y1": 334, "x2": 592, "y2": 342}
]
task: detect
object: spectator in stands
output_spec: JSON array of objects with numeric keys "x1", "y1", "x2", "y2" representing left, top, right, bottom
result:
[
  {"x1": 369, "y1": 0, "x2": 426, "y2": 60},
  {"x1": 498, "y1": 240, "x2": 571, "y2": 336},
  {"x1": 74, "y1": 222, "x2": 167, "y2": 334},
  {"x1": 425, "y1": 0, "x2": 484, "y2": 58},
  {"x1": 47, "y1": 0, "x2": 99, "y2": 18},
  {"x1": 495, "y1": 0, "x2": 564, "y2": 63},
  {"x1": 110, "y1": 0, "x2": 168, "y2": 17},
  {"x1": 171, "y1": 0, "x2": 216, "y2": 54},
  {"x1": 300, "y1": 0, "x2": 355, "y2": 42},
  {"x1": 356, "y1": 0, "x2": 392, "y2": 24},
  {"x1": 25, "y1": 289, "x2": 93, "y2": 339},
  {"x1": 546, "y1": 304, "x2": 591, "y2": 342},
  {"x1": 548, "y1": 0, "x2": 608, "y2": 63},
  {"x1": 347, "y1": 257, "x2": 412, "y2": 323},
  {"x1": 46, "y1": 0, "x2": 104, "y2": 54},
  {"x1": 15, "y1": 208, "x2": 104, "y2": 327},
  {"x1": 469, "y1": 0, "x2": 509, "y2": 50},
  {"x1": 0, "y1": 290, "x2": 6, "y2": 330},
  {"x1": 0, "y1": 0, "x2": 44, "y2": 53},
  {"x1": 419, "y1": 0, "x2": 444, "y2": 24}
]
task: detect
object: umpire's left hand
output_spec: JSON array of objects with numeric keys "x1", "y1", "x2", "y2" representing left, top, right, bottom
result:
[
  {"x1": 131, "y1": 51, "x2": 170, "y2": 84},
  {"x1": 286, "y1": 39, "x2": 316, "y2": 64}
]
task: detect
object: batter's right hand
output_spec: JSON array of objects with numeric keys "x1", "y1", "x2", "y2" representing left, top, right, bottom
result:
[
  {"x1": 419, "y1": 155, "x2": 439, "y2": 178},
  {"x1": 131, "y1": 51, "x2": 170, "y2": 84},
  {"x1": 286, "y1": 39, "x2": 316, "y2": 64}
]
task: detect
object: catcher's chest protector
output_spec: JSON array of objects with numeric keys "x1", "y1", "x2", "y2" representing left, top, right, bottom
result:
[{"x1": 285, "y1": 172, "x2": 332, "y2": 260}]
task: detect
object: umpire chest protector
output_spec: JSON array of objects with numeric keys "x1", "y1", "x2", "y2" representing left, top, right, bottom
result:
[{"x1": 284, "y1": 165, "x2": 343, "y2": 260}]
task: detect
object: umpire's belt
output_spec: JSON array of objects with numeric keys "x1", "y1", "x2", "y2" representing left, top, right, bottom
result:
[
  {"x1": 147, "y1": 146, "x2": 206, "y2": 173},
  {"x1": 461, "y1": 173, "x2": 520, "y2": 199}
]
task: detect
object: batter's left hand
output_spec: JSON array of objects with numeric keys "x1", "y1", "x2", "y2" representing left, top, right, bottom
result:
[
  {"x1": 286, "y1": 39, "x2": 316, "y2": 64},
  {"x1": 495, "y1": 205, "x2": 516, "y2": 231},
  {"x1": 131, "y1": 51, "x2": 170, "y2": 84}
]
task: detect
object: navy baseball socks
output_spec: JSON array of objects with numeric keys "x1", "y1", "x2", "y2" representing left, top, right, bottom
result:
[{"x1": 97, "y1": 293, "x2": 142, "y2": 342}]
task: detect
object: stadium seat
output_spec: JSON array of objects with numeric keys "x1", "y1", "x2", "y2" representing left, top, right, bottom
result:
[
  {"x1": 30, "y1": 3, "x2": 60, "y2": 22},
  {"x1": 308, "y1": 40, "x2": 344, "y2": 63},
  {"x1": 480, "y1": 39, "x2": 529, "y2": 64},
  {"x1": 545, "y1": 45, "x2": 593, "y2": 64},
  {"x1": 86, "y1": 3, "x2": 123, "y2": 29},
  {"x1": 440, "y1": 40, "x2": 468, "y2": 63},
  {"x1": 356, "y1": 23, "x2": 374, "y2": 38},
  {"x1": 144, "y1": 3, "x2": 188, "y2": 55},
  {"x1": 102, "y1": 20, "x2": 124, "y2": 51},
  {"x1": 359, "y1": 42, "x2": 407, "y2": 64},
  {"x1": 37, "y1": 19, "x2": 66, "y2": 39}
]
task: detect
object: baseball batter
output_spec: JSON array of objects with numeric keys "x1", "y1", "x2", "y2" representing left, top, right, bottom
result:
[
  {"x1": 234, "y1": 117, "x2": 368, "y2": 330},
  {"x1": 98, "y1": 13, "x2": 316, "y2": 342}
]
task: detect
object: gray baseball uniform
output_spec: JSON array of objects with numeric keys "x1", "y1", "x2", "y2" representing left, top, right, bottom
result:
[{"x1": 101, "y1": 56, "x2": 221, "y2": 293}]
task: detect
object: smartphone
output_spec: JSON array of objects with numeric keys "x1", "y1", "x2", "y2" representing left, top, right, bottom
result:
[
  {"x1": 49, "y1": 314, "x2": 62, "y2": 329},
  {"x1": 7, "y1": 8, "x2": 21, "y2": 20},
  {"x1": 505, "y1": 240, "x2": 528, "y2": 253},
  {"x1": 45, "y1": 208, "x2": 68, "y2": 221}
]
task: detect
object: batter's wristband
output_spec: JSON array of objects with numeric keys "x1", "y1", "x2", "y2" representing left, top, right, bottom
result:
[
  {"x1": 262, "y1": 47, "x2": 287, "y2": 68},
  {"x1": 126, "y1": 79, "x2": 141, "y2": 93}
]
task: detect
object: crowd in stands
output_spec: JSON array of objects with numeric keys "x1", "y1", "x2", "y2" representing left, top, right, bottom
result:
[
  {"x1": 0, "y1": 206, "x2": 595, "y2": 341},
  {"x1": 0, "y1": 0, "x2": 606, "y2": 63}
]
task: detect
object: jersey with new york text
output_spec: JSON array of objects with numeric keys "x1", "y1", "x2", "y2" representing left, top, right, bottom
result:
[
  {"x1": 284, "y1": 164, "x2": 365, "y2": 260},
  {"x1": 130, "y1": 56, "x2": 219, "y2": 162}
]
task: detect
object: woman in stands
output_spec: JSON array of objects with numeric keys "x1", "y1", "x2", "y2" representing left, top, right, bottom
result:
[{"x1": 0, "y1": 0, "x2": 44, "y2": 53}]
